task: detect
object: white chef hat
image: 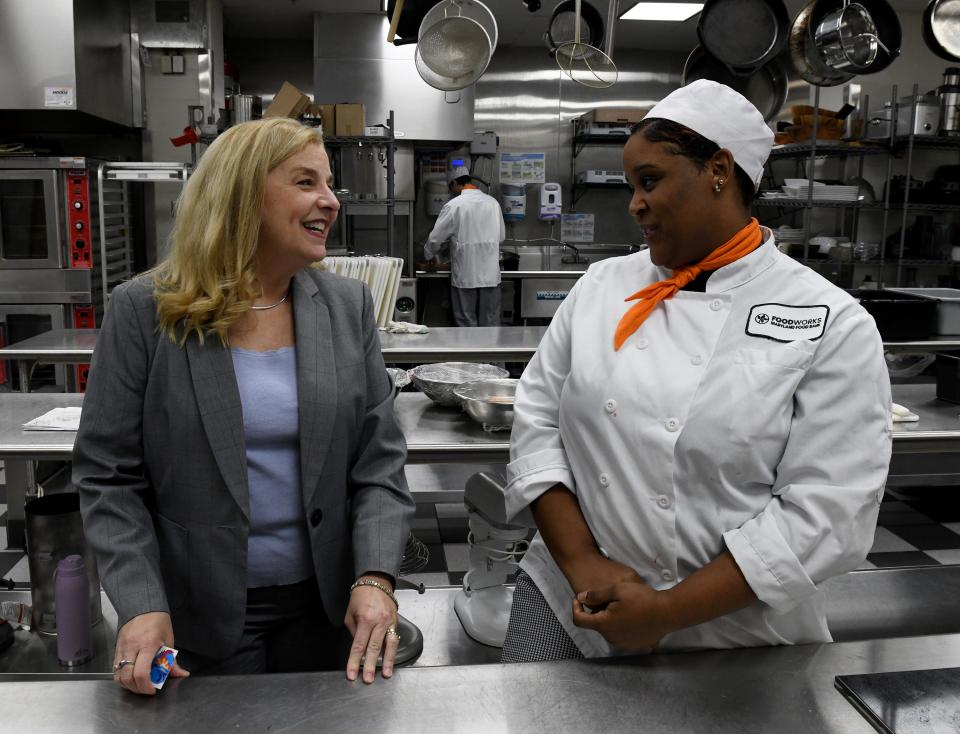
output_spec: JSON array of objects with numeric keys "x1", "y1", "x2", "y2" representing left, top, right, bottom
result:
[
  {"x1": 641, "y1": 79, "x2": 773, "y2": 190},
  {"x1": 447, "y1": 165, "x2": 471, "y2": 183}
]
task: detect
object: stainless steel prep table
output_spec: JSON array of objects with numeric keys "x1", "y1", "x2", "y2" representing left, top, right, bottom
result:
[
  {"x1": 5, "y1": 566, "x2": 960, "y2": 679},
  {"x1": 1, "y1": 386, "x2": 957, "y2": 462},
  {"x1": 380, "y1": 325, "x2": 547, "y2": 363},
  {"x1": 0, "y1": 325, "x2": 549, "y2": 372},
  {"x1": 4, "y1": 631, "x2": 960, "y2": 732}
]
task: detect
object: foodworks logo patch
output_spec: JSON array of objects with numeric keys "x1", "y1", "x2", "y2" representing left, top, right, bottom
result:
[{"x1": 746, "y1": 303, "x2": 829, "y2": 342}]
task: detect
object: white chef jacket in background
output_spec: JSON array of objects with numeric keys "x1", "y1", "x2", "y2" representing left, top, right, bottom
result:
[
  {"x1": 505, "y1": 231, "x2": 892, "y2": 656},
  {"x1": 424, "y1": 188, "x2": 506, "y2": 289}
]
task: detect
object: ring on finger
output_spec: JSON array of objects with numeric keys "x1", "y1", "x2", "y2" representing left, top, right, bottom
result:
[
  {"x1": 113, "y1": 658, "x2": 134, "y2": 673},
  {"x1": 386, "y1": 626, "x2": 401, "y2": 642}
]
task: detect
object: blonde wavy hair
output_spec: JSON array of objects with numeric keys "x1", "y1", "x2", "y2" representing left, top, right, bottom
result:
[{"x1": 148, "y1": 117, "x2": 325, "y2": 344}]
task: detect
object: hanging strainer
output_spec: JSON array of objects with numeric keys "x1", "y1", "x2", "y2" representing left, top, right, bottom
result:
[
  {"x1": 416, "y1": 0, "x2": 497, "y2": 92},
  {"x1": 555, "y1": 0, "x2": 618, "y2": 88}
]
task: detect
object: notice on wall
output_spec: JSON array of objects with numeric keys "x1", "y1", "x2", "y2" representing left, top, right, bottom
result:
[
  {"x1": 499, "y1": 152, "x2": 545, "y2": 185},
  {"x1": 44, "y1": 86, "x2": 75, "y2": 108},
  {"x1": 561, "y1": 213, "x2": 595, "y2": 243}
]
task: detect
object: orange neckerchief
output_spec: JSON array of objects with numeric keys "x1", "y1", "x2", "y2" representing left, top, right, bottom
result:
[
  {"x1": 463, "y1": 183, "x2": 479, "y2": 190},
  {"x1": 613, "y1": 218, "x2": 762, "y2": 351}
]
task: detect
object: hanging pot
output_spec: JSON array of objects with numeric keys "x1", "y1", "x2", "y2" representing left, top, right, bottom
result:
[
  {"x1": 924, "y1": 0, "x2": 960, "y2": 62},
  {"x1": 813, "y1": 3, "x2": 881, "y2": 73},
  {"x1": 681, "y1": 45, "x2": 788, "y2": 122},
  {"x1": 854, "y1": 0, "x2": 901, "y2": 73},
  {"x1": 788, "y1": 0, "x2": 855, "y2": 86},
  {"x1": 788, "y1": 0, "x2": 900, "y2": 84},
  {"x1": 697, "y1": 0, "x2": 789, "y2": 76}
]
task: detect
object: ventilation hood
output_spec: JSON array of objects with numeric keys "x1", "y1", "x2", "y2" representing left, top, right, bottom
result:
[{"x1": 0, "y1": 0, "x2": 139, "y2": 128}]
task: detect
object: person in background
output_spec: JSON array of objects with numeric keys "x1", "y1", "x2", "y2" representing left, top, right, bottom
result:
[
  {"x1": 424, "y1": 165, "x2": 506, "y2": 327},
  {"x1": 74, "y1": 117, "x2": 414, "y2": 694},
  {"x1": 501, "y1": 80, "x2": 892, "y2": 661}
]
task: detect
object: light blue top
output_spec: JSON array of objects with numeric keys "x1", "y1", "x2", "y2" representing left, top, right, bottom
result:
[{"x1": 231, "y1": 346, "x2": 314, "y2": 588}]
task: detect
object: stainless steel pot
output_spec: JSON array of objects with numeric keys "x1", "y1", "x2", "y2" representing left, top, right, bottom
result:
[
  {"x1": 939, "y1": 84, "x2": 960, "y2": 135},
  {"x1": 230, "y1": 94, "x2": 262, "y2": 125},
  {"x1": 813, "y1": 2, "x2": 880, "y2": 72}
]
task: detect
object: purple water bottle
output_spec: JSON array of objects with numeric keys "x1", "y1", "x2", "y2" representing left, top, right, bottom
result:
[{"x1": 54, "y1": 555, "x2": 92, "y2": 666}]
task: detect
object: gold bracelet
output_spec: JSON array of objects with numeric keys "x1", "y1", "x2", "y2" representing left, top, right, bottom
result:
[{"x1": 350, "y1": 578, "x2": 399, "y2": 610}]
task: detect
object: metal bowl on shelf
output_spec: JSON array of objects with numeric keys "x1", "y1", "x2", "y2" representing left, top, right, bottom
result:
[
  {"x1": 408, "y1": 362, "x2": 509, "y2": 407},
  {"x1": 453, "y1": 378, "x2": 519, "y2": 431}
]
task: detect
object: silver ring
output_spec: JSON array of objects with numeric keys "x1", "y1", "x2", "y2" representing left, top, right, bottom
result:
[{"x1": 113, "y1": 658, "x2": 133, "y2": 673}]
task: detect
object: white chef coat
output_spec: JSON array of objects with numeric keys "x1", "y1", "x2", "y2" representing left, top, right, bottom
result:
[
  {"x1": 505, "y1": 230, "x2": 892, "y2": 656},
  {"x1": 424, "y1": 188, "x2": 506, "y2": 289}
]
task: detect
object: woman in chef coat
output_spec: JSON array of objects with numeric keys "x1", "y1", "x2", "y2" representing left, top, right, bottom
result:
[
  {"x1": 74, "y1": 117, "x2": 414, "y2": 693},
  {"x1": 501, "y1": 80, "x2": 892, "y2": 661}
]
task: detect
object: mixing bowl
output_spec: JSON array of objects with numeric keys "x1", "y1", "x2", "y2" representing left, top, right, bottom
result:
[
  {"x1": 453, "y1": 378, "x2": 519, "y2": 431},
  {"x1": 408, "y1": 362, "x2": 509, "y2": 407}
]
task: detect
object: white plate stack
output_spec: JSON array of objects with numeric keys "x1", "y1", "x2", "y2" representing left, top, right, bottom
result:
[
  {"x1": 781, "y1": 181, "x2": 862, "y2": 201},
  {"x1": 319, "y1": 256, "x2": 405, "y2": 328}
]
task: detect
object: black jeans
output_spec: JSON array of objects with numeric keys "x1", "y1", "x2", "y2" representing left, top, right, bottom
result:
[{"x1": 177, "y1": 577, "x2": 352, "y2": 675}]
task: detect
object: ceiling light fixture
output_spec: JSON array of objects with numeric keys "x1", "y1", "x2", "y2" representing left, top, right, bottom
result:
[
  {"x1": 620, "y1": 2, "x2": 703, "y2": 21},
  {"x1": 382, "y1": 0, "x2": 388, "y2": 12}
]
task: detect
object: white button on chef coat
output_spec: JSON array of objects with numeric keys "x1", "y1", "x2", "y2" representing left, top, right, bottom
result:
[
  {"x1": 598, "y1": 473, "x2": 610, "y2": 487},
  {"x1": 635, "y1": 337, "x2": 649, "y2": 350},
  {"x1": 505, "y1": 232, "x2": 892, "y2": 658},
  {"x1": 661, "y1": 569, "x2": 675, "y2": 582},
  {"x1": 656, "y1": 495, "x2": 671, "y2": 509},
  {"x1": 604, "y1": 399, "x2": 617, "y2": 414},
  {"x1": 691, "y1": 354, "x2": 704, "y2": 365},
  {"x1": 710, "y1": 298, "x2": 723, "y2": 311},
  {"x1": 664, "y1": 417, "x2": 680, "y2": 432}
]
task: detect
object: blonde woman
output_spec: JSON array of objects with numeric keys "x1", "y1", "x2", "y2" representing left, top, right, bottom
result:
[{"x1": 74, "y1": 118, "x2": 414, "y2": 693}]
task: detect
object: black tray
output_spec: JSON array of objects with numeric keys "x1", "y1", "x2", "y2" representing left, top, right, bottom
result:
[{"x1": 849, "y1": 289, "x2": 938, "y2": 341}]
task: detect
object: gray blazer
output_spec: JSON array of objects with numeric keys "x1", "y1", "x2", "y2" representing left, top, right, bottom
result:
[{"x1": 74, "y1": 268, "x2": 414, "y2": 659}]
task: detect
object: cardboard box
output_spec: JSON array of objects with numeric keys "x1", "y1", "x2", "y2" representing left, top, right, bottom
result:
[
  {"x1": 264, "y1": 81, "x2": 311, "y2": 119},
  {"x1": 318, "y1": 104, "x2": 336, "y2": 131},
  {"x1": 583, "y1": 107, "x2": 649, "y2": 125},
  {"x1": 335, "y1": 103, "x2": 365, "y2": 136}
]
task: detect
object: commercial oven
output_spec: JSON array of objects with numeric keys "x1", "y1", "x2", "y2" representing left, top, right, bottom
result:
[
  {"x1": 0, "y1": 157, "x2": 131, "y2": 391},
  {"x1": 0, "y1": 157, "x2": 100, "y2": 270}
]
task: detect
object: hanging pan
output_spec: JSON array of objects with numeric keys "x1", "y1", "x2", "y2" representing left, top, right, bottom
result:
[
  {"x1": 697, "y1": 0, "x2": 789, "y2": 76},
  {"x1": 544, "y1": 0, "x2": 605, "y2": 59},
  {"x1": 682, "y1": 45, "x2": 788, "y2": 122},
  {"x1": 924, "y1": 0, "x2": 960, "y2": 62}
]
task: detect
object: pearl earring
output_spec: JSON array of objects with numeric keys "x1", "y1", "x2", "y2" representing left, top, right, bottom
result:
[{"x1": 714, "y1": 178, "x2": 725, "y2": 193}]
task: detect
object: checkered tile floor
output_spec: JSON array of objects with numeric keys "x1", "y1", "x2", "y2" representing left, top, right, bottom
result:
[{"x1": 3, "y1": 485, "x2": 960, "y2": 588}]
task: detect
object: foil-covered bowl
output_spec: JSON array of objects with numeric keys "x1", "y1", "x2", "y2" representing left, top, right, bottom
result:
[{"x1": 408, "y1": 362, "x2": 509, "y2": 407}]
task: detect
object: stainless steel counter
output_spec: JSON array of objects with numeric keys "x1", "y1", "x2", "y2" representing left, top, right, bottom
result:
[
  {"x1": 0, "y1": 386, "x2": 956, "y2": 463},
  {"x1": 5, "y1": 631, "x2": 960, "y2": 732},
  {"x1": 380, "y1": 326, "x2": 546, "y2": 363},
  {"x1": 0, "y1": 326, "x2": 548, "y2": 371},
  {"x1": 4, "y1": 566, "x2": 959, "y2": 681}
]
